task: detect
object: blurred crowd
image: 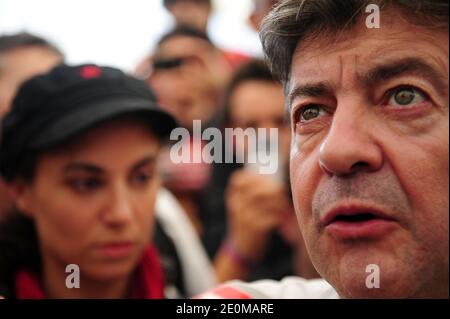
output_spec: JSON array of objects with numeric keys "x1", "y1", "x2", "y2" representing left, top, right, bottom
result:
[{"x1": 0, "y1": 0, "x2": 318, "y2": 299}]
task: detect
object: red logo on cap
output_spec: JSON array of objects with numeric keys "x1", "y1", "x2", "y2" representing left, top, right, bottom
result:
[{"x1": 81, "y1": 66, "x2": 101, "y2": 79}]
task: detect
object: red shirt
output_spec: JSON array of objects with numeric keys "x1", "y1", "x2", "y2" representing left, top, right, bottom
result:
[{"x1": 15, "y1": 245, "x2": 165, "y2": 299}]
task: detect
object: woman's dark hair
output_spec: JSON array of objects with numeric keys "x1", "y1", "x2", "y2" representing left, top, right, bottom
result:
[
  {"x1": 261, "y1": 0, "x2": 449, "y2": 85},
  {"x1": 0, "y1": 149, "x2": 39, "y2": 292},
  {"x1": 0, "y1": 212, "x2": 40, "y2": 294}
]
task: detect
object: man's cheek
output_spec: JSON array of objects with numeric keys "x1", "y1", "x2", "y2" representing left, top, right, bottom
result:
[
  {"x1": 291, "y1": 175, "x2": 313, "y2": 230},
  {"x1": 290, "y1": 163, "x2": 303, "y2": 211}
]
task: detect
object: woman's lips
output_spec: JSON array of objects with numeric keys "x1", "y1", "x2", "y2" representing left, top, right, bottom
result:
[{"x1": 95, "y1": 242, "x2": 136, "y2": 259}]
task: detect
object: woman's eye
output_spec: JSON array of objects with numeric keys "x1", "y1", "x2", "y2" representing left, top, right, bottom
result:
[
  {"x1": 296, "y1": 104, "x2": 326, "y2": 123},
  {"x1": 131, "y1": 172, "x2": 152, "y2": 186},
  {"x1": 388, "y1": 87, "x2": 426, "y2": 107},
  {"x1": 69, "y1": 178, "x2": 101, "y2": 193}
]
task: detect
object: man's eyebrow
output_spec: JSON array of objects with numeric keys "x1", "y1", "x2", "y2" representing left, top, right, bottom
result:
[
  {"x1": 288, "y1": 82, "x2": 334, "y2": 109},
  {"x1": 63, "y1": 163, "x2": 104, "y2": 175},
  {"x1": 363, "y1": 57, "x2": 448, "y2": 93}
]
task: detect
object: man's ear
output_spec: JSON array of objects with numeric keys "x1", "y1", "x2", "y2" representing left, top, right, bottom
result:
[{"x1": 7, "y1": 180, "x2": 34, "y2": 218}]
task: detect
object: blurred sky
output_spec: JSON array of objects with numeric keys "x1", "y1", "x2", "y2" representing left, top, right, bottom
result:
[{"x1": 0, "y1": 0, "x2": 262, "y2": 72}]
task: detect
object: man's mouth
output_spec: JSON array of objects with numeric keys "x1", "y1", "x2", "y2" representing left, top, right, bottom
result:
[
  {"x1": 321, "y1": 205, "x2": 398, "y2": 240},
  {"x1": 332, "y1": 213, "x2": 379, "y2": 222}
]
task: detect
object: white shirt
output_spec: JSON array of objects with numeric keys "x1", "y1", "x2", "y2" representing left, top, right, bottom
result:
[
  {"x1": 198, "y1": 277, "x2": 339, "y2": 299},
  {"x1": 156, "y1": 188, "x2": 218, "y2": 297}
]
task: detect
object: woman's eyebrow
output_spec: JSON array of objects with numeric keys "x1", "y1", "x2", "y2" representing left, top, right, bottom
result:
[
  {"x1": 131, "y1": 156, "x2": 158, "y2": 171},
  {"x1": 60, "y1": 156, "x2": 158, "y2": 175},
  {"x1": 62, "y1": 163, "x2": 104, "y2": 175}
]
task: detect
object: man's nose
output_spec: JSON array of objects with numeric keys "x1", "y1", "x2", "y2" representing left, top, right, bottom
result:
[
  {"x1": 102, "y1": 186, "x2": 134, "y2": 227},
  {"x1": 319, "y1": 102, "x2": 383, "y2": 176}
]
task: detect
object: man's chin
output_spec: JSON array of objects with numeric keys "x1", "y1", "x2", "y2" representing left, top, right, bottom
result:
[
  {"x1": 336, "y1": 282, "x2": 410, "y2": 299},
  {"x1": 327, "y1": 252, "x2": 415, "y2": 299}
]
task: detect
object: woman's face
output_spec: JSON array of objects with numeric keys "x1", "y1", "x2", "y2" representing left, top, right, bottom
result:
[{"x1": 14, "y1": 119, "x2": 161, "y2": 282}]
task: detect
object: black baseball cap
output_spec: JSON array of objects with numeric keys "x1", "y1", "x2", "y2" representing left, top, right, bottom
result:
[{"x1": 0, "y1": 63, "x2": 178, "y2": 181}]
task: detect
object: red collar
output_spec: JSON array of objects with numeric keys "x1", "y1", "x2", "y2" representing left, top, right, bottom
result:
[{"x1": 15, "y1": 245, "x2": 165, "y2": 299}]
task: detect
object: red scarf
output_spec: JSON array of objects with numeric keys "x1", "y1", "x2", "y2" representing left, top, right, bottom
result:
[{"x1": 15, "y1": 245, "x2": 165, "y2": 299}]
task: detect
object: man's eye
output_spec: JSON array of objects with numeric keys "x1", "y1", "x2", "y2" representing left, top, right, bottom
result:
[
  {"x1": 388, "y1": 87, "x2": 426, "y2": 107},
  {"x1": 296, "y1": 104, "x2": 326, "y2": 123}
]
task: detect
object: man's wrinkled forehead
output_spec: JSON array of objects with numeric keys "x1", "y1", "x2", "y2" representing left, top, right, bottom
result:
[{"x1": 286, "y1": 17, "x2": 449, "y2": 108}]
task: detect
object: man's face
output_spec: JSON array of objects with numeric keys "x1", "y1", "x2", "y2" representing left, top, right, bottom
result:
[
  {"x1": 289, "y1": 14, "x2": 448, "y2": 298},
  {"x1": 148, "y1": 36, "x2": 228, "y2": 130},
  {"x1": 0, "y1": 46, "x2": 62, "y2": 117},
  {"x1": 12, "y1": 120, "x2": 161, "y2": 282},
  {"x1": 166, "y1": 0, "x2": 211, "y2": 32}
]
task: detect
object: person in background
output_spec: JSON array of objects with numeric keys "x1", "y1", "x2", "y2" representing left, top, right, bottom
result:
[
  {"x1": 148, "y1": 26, "x2": 231, "y2": 130},
  {"x1": 0, "y1": 64, "x2": 177, "y2": 298},
  {"x1": 0, "y1": 32, "x2": 64, "y2": 223},
  {"x1": 147, "y1": 26, "x2": 233, "y2": 237},
  {"x1": 162, "y1": 0, "x2": 249, "y2": 67},
  {"x1": 0, "y1": 32, "x2": 63, "y2": 117},
  {"x1": 140, "y1": 26, "x2": 233, "y2": 297},
  {"x1": 249, "y1": 0, "x2": 280, "y2": 32},
  {"x1": 134, "y1": 2, "x2": 248, "y2": 81},
  {"x1": 203, "y1": 60, "x2": 318, "y2": 282},
  {"x1": 153, "y1": 187, "x2": 218, "y2": 298},
  {"x1": 163, "y1": 0, "x2": 212, "y2": 34}
]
